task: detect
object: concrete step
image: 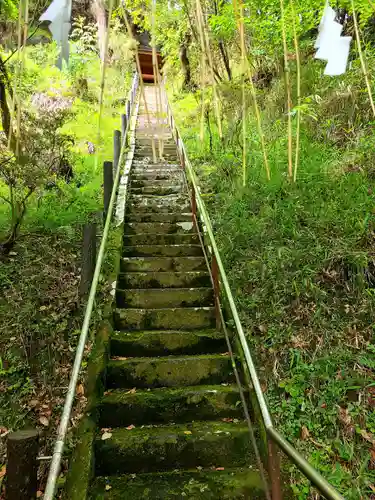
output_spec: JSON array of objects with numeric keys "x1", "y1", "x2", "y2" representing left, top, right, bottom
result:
[
  {"x1": 131, "y1": 172, "x2": 183, "y2": 181},
  {"x1": 116, "y1": 287, "x2": 213, "y2": 308},
  {"x1": 124, "y1": 222, "x2": 195, "y2": 235},
  {"x1": 94, "y1": 421, "x2": 253, "y2": 475},
  {"x1": 122, "y1": 245, "x2": 203, "y2": 257},
  {"x1": 120, "y1": 256, "x2": 206, "y2": 272},
  {"x1": 127, "y1": 195, "x2": 191, "y2": 214},
  {"x1": 90, "y1": 469, "x2": 265, "y2": 499},
  {"x1": 130, "y1": 179, "x2": 183, "y2": 189},
  {"x1": 123, "y1": 233, "x2": 199, "y2": 246},
  {"x1": 110, "y1": 329, "x2": 225, "y2": 357},
  {"x1": 97, "y1": 385, "x2": 244, "y2": 427},
  {"x1": 117, "y1": 271, "x2": 210, "y2": 289},
  {"x1": 106, "y1": 354, "x2": 233, "y2": 389},
  {"x1": 130, "y1": 186, "x2": 183, "y2": 196},
  {"x1": 114, "y1": 306, "x2": 215, "y2": 330},
  {"x1": 125, "y1": 213, "x2": 192, "y2": 223}
]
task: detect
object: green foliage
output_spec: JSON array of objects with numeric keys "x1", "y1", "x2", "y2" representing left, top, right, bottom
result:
[{"x1": 0, "y1": 0, "x2": 17, "y2": 21}]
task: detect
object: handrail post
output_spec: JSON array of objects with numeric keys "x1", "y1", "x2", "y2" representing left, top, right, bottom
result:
[
  {"x1": 211, "y1": 255, "x2": 221, "y2": 330},
  {"x1": 121, "y1": 114, "x2": 127, "y2": 143},
  {"x1": 79, "y1": 223, "x2": 97, "y2": 300},
  {"x1": 103, "y1": 161, "x2": 114, "y2": 221},
  {"x1": 268, "y1": 440, "x2": 283, "y2": 500},
  {"x1": 6, "y1": 429, "x2": 39, "y2": 500},
  {"x1": 113, "y1": 130, "x2": 121, "y2": 174}
]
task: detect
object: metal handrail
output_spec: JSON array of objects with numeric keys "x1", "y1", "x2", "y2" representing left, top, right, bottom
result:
[
  {"x1": 163, "y1": 87, "x2": 344, "y2": 500},
  {"x1": 43, "y1": 73, "x2": 139, "y2": 500}
]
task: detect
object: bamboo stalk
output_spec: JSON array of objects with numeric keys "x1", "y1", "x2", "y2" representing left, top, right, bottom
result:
[
  {"x1": 121, "y1": 3, "x2": 157, "y2": 162},
  {"x1": 151, "y1": 0, "x2": 162, "y2": 159},
  {"x1": 235, "y1": 0, "x2": 270, "y2": 181},
  {"x1": 15, "y1": 0, "x2": 29, "y2": 158},
  {"x1": 199, "y1": 53, "x2": 206, "y2": 145},
  {"x1": 95, "y1": 0, "x2": 114, "y2": 171},
  {"x1": 238, "y1": 0, "x2": 247, "y2": 186},
  {"x1": 291, "y1": 0, "x2": 301, "y2": 182},
  {"x1": 7, "y1": 1, "x2": 23, "y2": 151},
  {"x1": 196, "y1": 0, "x2": 223, "y2": 140},
  {"x1": 352, "y1": 0, "x2": 375, "y2": 118},
  {"x1": 280, "y1": 0, "x2": 293, "y2": 179}
]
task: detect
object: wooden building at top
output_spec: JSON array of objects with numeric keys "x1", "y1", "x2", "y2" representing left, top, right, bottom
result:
[{"x1": 135, "y1": 30, "x2": 162, "y2": 83}]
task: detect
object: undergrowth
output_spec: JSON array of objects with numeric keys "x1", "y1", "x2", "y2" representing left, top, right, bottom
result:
[
  {"x1": 0, "y1": 38, "x2": 131, "y2": 486},
  {"x1": 172, "y1": 62, "x2": 375, "y2": 498}
]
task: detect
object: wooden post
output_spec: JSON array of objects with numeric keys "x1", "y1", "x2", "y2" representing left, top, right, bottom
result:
[
  {"x1": 126, "y1": 101, "x2": 131, "y2": 120},
  {"x1": 211, "y1": 255, "x2": 221, "y2": 330},
  {"x1": 103, "y1": 160, "x2": 113, "y2": 222},
  {"x1": 79, "y1": 223, "x2": 97, "y2": 299},
  {"x1": 268, "y1": 440, "x2": 283, "y2": 500},
  {"x1": 113, "y1": 130, "x2": 121, "y2": 173},
  {"x1": 6, "y1": 429, "x2": 39, "y2": 500},
  {"x1": 121, "y1": 114, "x2": 127, "y2": 139}
]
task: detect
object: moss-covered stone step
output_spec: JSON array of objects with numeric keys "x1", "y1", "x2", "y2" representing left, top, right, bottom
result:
[
  {"x1": 117, "y1": 271, "x2": 210, "y2": 289},
  {"x1": 124, "y1": 222, "x2": 195, "y2": 235},
  {"x1": 132, "y1": 164, "x2": 181, "y2": 172},
  {"x1": 116, "y1": 287, "x2": 213, "y2": 309},
  {"x1": 106, "y1": 354, "x2": 233, "y2": 388},
  {"x1": 98, "y1": 384, "x2": 243, "y2": 427},
  {"x1": 129, "y1": 193, "x2": 189, "y2": 204},
  {"x1": 110, "y1": 330, "x2": 225, "y2": 357},
  {"x1": 131, "y1": 172, "x2": 183, "y2": 182},
  {"x1": 122, "y1": 244, "x2": 203, "y2": 257},
  {"x1": 127, "y1": 200, "x2": 191, "y2": 214},
  {"x1": 129, "y1": 186, "x2": 183, "y2": 196},
  {"x1": 120, "y1": 256, "x2": 206, "y2": 272},
  {"x1": 130, "y1": 179, "x2": 183, "y2": 189},
  {"x1": 114, "y1": 306, "x2": 215, "y2": 330},
  {"x1": 94, "y1": 421, "x2": 253, "y2": 475},
  {"x1": 90, "y1": 469, "x2": 265, "y2": 499},
  {"x1": 123, "y1": 233, "x2": 199, "y2": 246},
  {"x1": 125, "y1": 213, "x2": 192, "y2": 223}
]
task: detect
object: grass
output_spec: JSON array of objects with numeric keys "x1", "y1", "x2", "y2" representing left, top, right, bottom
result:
[{"x1": 171, "y1": 72, "x2": 375, "y2": 498}]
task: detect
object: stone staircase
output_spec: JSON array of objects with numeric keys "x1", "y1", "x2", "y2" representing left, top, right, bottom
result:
[{"x1": 89, "y1": 87, "x2": 265, "y2": 498}]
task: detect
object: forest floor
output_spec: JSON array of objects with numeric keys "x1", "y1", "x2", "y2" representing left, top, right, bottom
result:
[
  {"x1": 172, "y1": 89, "x2": 375, "y2": 499},
  {"x1": 0, "y1": 44, "x2": 129, "y2": 488}
]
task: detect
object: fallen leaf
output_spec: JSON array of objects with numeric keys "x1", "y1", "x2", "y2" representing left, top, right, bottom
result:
[
  {"x1": 0, "y1": 465, "x2": 6, "y2": 479},
  {"x1": 9, "y1": 251, "x2": 17, "y2": 256},
  {"x1": 126, "y1": 425, "x2": 135, "y2": 430},
  {"x1": 183, "y1": 430, "x2": 192, "y2": 435},
  {"x1": 105, "y1": 485, "x2": 112, "y2": 491},
  {"x1": 0, "y1": 427, "x2": 8, "y2": 435},
  {"x1": 29, "y1": 400, "x2": 39, "y2": 408},
  {"x1": 338, "y1": 407, "x2": 352, "y2": 427},
  {"x1": 216, "y1": 467, "x2": 225, "y2": 471},
  {"x1": 359, "y1": 428, "x2": 375, "y2": 446},
  {"x1": 301, "y1": 426, "x2": 310, "y2": 440},
  {"x1": 222, "y1": 418, "x2": 233, "y2": 423},
  {"x1": 220, "y1": 352, "x2": 230, "y2": 356},
  {"x1": 36, "y1": 491, "x2": 43, "y2": 498},
  {"x1": 39, "y1": 416, "x2": 49, "y2": 427},
  {"x1": 126, "y1": 388, "x2": 137, "y2": 394},
  {"x1": 101, "y1": 432, "x2": 112, "y2": 440},
  {"x1": 39, "y1": 306, "x2": 47, "y2": 311},
  {"x1": 76, "y1": 384, "x2": 84, "y2": 396}
]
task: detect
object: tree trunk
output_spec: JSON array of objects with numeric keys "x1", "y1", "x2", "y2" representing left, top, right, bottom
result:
[
  {"x1": 91, "y1": 0, "x2": 107, "y2": 62},
  {"x1": 0, "y1": 54, "x2": 12, "y2": 139},
  {"x1": 180, "y1": 41, "x2": 192, "y2": 90}
]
